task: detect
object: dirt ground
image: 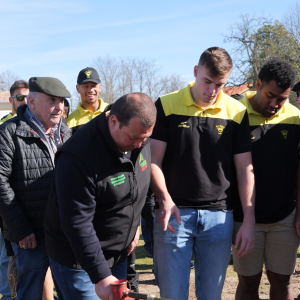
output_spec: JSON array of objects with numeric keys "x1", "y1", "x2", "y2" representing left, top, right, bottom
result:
[{"x1": 139, "y1": 255, "x2": 300, "y2": 300}]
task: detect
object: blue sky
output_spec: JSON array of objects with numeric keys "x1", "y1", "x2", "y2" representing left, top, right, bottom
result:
[{"x1": 0, "y1": 0, "x2": 297, "y2": 98}]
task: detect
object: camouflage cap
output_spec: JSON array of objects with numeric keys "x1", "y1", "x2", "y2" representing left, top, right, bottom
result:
[
  {"x1": 292, "y1": 81, "x2": 300, "y2": 92},
  {"x1": 29, "y1": 77, "x2": 71, "y2": 98}
]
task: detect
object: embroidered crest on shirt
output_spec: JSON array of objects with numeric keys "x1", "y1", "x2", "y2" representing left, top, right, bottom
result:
[
  {"x1": 139, "y1": 154, "x2": 148, "y2": 171},
  {"x1": 216, "y1": 125, "x2": 225, "y2": 135},
  {"x1": 281, "y1": 130, "x2": 288, "y2": 139},
  {"x1": 84, "y1": 70, "x2": 92, "y2": 78},
  {"x1": 178, "y1": 121, "x2": 190, "y2": 128}
]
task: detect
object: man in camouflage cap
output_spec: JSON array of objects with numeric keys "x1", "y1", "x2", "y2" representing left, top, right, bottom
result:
[{"x1": 0, "y1": 77, "x2": 72, "y2": 300}]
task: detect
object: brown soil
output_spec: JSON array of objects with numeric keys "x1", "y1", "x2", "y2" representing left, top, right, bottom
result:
[{"x1": 139, "y1": 257, "x2": 300, "y2": 300}]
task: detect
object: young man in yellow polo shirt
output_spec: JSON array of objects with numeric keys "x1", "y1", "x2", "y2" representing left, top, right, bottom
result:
[
  {"x1": 67, "y1": 67, "x2": 107, "y2": 133},
  {"x1": 150, "y1": 47, "x2": 255, "y2": 300},
  {"x1": 233, "y1": 59, "x2": 300, "y2": 300}
]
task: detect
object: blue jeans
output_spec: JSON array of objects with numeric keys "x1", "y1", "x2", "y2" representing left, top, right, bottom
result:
[
  {"x1": 154, "y1": 208, "x2": 233, "y2": 300},
  {"x1": 12, "y1": 241, "x2": 50, "y2": 300},
  {"x1": 141, "y1": 217, "x2": 151, "y2": 252},
  {"x1": 0, "y1": 231, "x2": 11, "y2": 300},
  {"x1": 50, "y1": 258, "x2": 127, "y2": 300}
]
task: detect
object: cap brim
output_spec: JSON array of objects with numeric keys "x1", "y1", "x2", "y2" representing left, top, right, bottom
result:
[
  {"x1": 78, "y1": 79, "x2": 101, "y2": 85},
  {"x1": 292, "y1": 81, "x2": 300, "y2": 91}
]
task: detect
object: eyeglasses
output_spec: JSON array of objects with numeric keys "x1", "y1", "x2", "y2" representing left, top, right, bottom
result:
[{"x1": 12, "y1": 94, "x2": 27, "y2": 101}]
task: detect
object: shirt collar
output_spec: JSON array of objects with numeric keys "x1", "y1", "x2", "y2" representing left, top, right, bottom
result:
[
  {"x1": 184, "y1": 81, "x2": 225, "y2": 111},
  {"x1": 243, "y1": 91, "x2": 286, "y2": 117},
  {"x1": 78, "y1": 98, "x2": 105, "y2": 116}
]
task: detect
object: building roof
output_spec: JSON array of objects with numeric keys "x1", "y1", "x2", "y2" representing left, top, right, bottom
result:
[
  {"x1": 0, "y1": 91, "x2": 10, "y2": 102},
  {"x1": 223, "y1": 83, "x2": 254, "y2": 96}
]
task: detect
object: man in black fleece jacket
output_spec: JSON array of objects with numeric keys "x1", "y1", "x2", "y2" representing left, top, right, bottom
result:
[{"x1": 44, "y1": 92, "x2": 156, "y2": 300}]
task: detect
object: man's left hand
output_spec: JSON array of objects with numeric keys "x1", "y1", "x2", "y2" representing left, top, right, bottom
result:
[
  {"x1": 234, "y1": 222, "x2": 255, "y2": 258},
  {"x1": 127, "y1": 227, "x2": 139, "y2": 255}
]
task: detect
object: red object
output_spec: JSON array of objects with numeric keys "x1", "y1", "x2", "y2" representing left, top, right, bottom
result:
[{"x1": 111, "y1": 279, "x2": 132, "y2": 300}]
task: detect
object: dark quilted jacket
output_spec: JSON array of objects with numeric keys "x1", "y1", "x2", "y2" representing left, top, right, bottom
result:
[{"x1": 0, "y1": 105, "x2": 71, "y2": 242}]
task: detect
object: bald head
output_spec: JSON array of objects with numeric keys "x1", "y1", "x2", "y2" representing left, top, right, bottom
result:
[{"x1": 109, "y1": 92, "x2": 156, "y2": 128}]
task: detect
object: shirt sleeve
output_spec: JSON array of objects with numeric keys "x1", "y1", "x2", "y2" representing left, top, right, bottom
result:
[
  {"x1": 55, "y1": 152, "x2": 111, "y2": 284},
  {"x1": 151, "y1": 98, "x2": 169, "y2": 143},
  {"x1": 233, "y1": 110, "x2": 252, "y2": 154}
]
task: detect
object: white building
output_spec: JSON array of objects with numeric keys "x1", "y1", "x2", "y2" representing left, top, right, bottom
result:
[{"x1": 0, "y1": 91, "x2": 11, "y2": 119}]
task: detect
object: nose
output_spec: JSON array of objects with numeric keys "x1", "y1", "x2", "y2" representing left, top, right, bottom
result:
[
  {"x1": 23, "y1": 97, "x2": 28, "y2": 104},
  {"x1": 208, "y1": 85, "x2": 216, "y2": 95},
  {"x1": 133, "y1": 141, "x2": 143, "y2": 148}
]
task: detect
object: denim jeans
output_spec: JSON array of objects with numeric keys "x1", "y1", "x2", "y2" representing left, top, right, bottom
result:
[
  {"x1": 12, "y1": 240, "x2": 50, "y2": 300},
  {"x1": 50, "y1": 258, "x2": 127, "y2": 300},
  {"x1": 154, "y1": 208, "x2": 233, "y2": 300},
  {"x1": 0, "y1": 231, "x2": 11, "y2": 300}
]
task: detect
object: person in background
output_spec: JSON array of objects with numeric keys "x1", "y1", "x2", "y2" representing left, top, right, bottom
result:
[
  {"x1": 0, "y1": 80, "x2": 29, "y2": 125},
  {"x1": 67, "y1": 67, "x2": 107, "y2": 134},
  {"x1": 292, "y1": 81, "x2": 300, "y2": 110}
]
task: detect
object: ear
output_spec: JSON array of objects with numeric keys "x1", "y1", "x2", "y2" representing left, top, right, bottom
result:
[
  {"x1": 9, "y1": 97, "x2": 13, "y2": 105},
  {"x1": 256, "y1": 79, "x2": 262, "y2": 91},
  {"x1": 194, "y1": 66, "x2": 199, "y2": 78},
  {"x1": 76, "y1": 84, "x2": 80, "y2": 93},
  {"x1": 98, "y1": 83, "x2": 101, "y2": 94},
  {"x1": 27, "y1": 94, "x2": 36, "y2": 111}
]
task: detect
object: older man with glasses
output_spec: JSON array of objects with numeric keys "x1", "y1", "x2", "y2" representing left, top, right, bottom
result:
[{"x1": 0, "y1": 80, "x2": 29, "y2": 125}]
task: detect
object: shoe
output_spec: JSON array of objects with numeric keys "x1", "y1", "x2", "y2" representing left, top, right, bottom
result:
[{"x1": 191, "y1": 262, "x2": 194, "y2": 269}]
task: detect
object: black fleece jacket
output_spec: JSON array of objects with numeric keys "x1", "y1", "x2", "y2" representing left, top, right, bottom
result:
[{"x1": 44, "y1": 111, "x2": 151, "y2": 284}]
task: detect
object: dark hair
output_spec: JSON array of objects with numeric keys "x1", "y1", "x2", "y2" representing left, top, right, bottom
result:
[
  {"x1": 10, "y1": 80, "x2": 29, "y2": 96},
  {"x1": 64, "y1": 98, "x2": 70, "y2": 118},
  {"x1": 109, "y1": 93, "x2": 156, "y2": 128},
  {"x1": 231, "y1": 94, "x2": 244, "y2": 101},
  {"x1": 198, "y1": 47, "x2": 233, "y2": 77},
  {"x1": 258, "y1": 59, "x2": 296, "y2": 90}
]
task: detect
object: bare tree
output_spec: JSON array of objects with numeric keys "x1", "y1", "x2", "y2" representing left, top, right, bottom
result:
[
  {"x1": 223, "y1": 14, "x2": 300, "y2": 87},
  {"x1": 283, "y1": 3, "x2": 300, "y2": 43},
  {"x1": 93, "y1": 56, "x2": 185, "y2": 103},
  {"x1": 0, "y1": 70, "x2": 19, "y2": 91}
]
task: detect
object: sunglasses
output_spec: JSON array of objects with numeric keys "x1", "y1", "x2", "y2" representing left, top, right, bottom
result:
[
  {"x1": 12, "y1": 94, "x2": 27, "y2": 101},
  {"x1": 297, "y1": 91, "x2": 299, "y2": 97}
]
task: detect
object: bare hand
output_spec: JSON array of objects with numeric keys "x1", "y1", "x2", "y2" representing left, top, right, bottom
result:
[
  {"x1": 294, "y1": 212, "x2": 300, "y2": 237},
  {"x1": 234, "y1": 222, "x2": 255, "y2": 258},
  {"x1": 95, "y1": 275, "x2": 119, "y2": 300},
  {"x1": 128, "y1": 227, "x2": 139, "y2": 255},
  {"x1": 19, "y1": 233, "x2": 37, "y2": 249},
  {"x1": 157, "y1": 195, "x2": 181, "y2": 233}
]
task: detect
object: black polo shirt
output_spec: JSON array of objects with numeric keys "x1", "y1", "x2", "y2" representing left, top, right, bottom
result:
[
  {"x1": 152, "y1": 82, "x2": 252, "y2": 210},
  {"x1": 233, "y1": 92, "x2": 300, "y2": 224}
]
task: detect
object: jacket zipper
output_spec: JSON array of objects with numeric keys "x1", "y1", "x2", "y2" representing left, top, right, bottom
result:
[{"x1": 122, "y1": 162, "x2": 138, "y2": 252}]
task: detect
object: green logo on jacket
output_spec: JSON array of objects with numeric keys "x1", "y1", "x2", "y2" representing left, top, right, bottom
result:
[{"x1": 111, "y1": 174, "x2": 126, "y2": 186}]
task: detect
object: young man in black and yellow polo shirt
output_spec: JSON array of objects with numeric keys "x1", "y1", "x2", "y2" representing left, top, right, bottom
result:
[
  {"x1": 150, "y1": 47, "x2": 256, "y2": 300},
  {"x1": 233, "y1": 60, "x2": 300, "y2": 300},
  {"x1": 67, "y1": 67, "x2": 107, "y2": 134}
]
